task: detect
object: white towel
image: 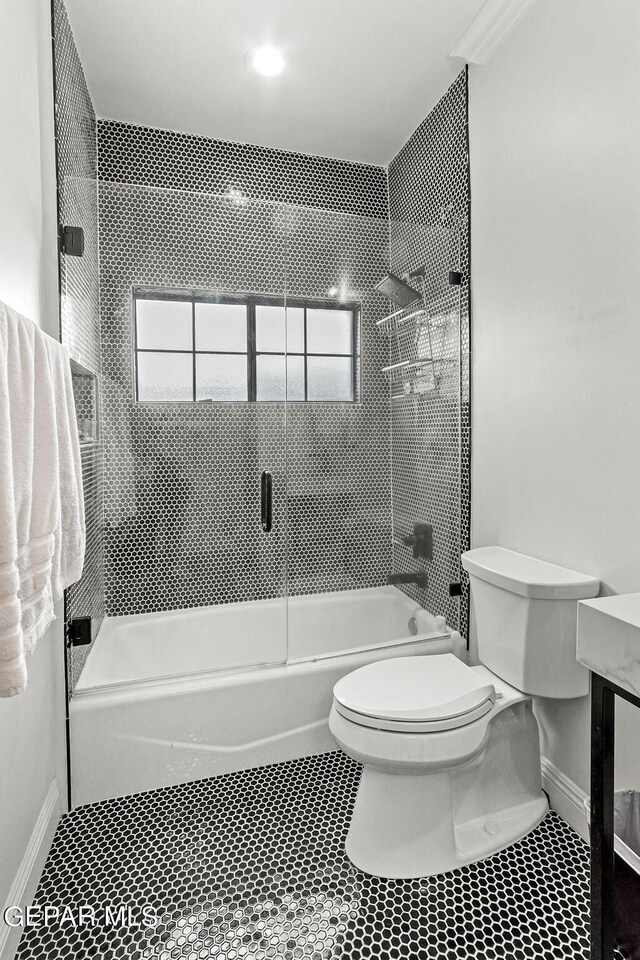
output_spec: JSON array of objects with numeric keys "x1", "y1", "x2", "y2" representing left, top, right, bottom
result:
[{"x1": 0, "y1": 300, "x2": 85, "y2": 696}]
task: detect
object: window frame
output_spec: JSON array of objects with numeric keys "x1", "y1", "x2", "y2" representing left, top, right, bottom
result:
[{"x1": 133, "y1": 288, "x2": 359, "y2": 404}]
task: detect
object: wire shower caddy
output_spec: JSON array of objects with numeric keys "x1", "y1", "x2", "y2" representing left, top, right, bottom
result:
[{"x1": 377, "y1": 271, "x2": 461, "y2": 400}]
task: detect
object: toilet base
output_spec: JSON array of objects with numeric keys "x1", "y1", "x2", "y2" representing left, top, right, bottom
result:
[
  {"x1": 333, "y1": 693, "x2": 549, "y2": 879},
  {"x1": 346, "y1": 764, "x2": 548, "y2": 879}
]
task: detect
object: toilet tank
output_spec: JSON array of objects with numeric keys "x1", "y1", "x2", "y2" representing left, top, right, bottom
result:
[{"x1": 461, "y1": 547, "x2": 599, "y2": 698}]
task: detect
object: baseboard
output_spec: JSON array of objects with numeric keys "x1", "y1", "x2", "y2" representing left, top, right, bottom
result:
[
  {"x1": 541, "y1": 756, "x2": 589, "y2": 842},
  {"x1": 0, "y1": 780, "x2": 61, "y2": 960}
]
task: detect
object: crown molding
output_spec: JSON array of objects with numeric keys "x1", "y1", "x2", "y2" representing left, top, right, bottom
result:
[{"x1": 449, "y1": 0, "x2": 540, "y2": 65}]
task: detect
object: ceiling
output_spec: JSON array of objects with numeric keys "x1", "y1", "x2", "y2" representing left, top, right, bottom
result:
[{"x1": 64, "y1": 0, "x2": 483, "y2": 167}]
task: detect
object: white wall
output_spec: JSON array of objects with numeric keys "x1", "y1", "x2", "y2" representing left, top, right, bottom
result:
[
  {"x1": 0, "y1": 0, "x2": 67, "y2": 946},
  {"x1": 469, "y1": 0, "x2": 640, "y2": 802}
]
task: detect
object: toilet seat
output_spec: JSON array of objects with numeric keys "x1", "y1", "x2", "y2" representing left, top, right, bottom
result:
[{"x1": 333, "y1": 654, "x2": 496, "y2": 733}]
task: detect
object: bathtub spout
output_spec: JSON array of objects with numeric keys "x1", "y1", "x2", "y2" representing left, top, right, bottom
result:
[{"x1": 387, "y1": 571, "x2": 428, "y2": 589}]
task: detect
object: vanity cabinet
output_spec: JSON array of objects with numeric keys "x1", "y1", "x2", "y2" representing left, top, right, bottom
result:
[{"x1": 578, "y1": 595, "x2": 640, "y2": 960}]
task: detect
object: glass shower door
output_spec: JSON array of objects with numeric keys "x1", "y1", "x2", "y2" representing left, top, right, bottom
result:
[
  {"x1": 281, "y1": 205, "x2": 465, "y2": 667},
  {"x1": 97, "y1": 186, "x2": 291, "y2": 671},
  {"x1": 59, "y1": 172, "x2": 104, "y2": 699},
  {"x1": 387, "y1": 219, "x2": 463, "y2": 629},
  {"x1": 282, "y1": 203, "x2": 392, "y2": 662}
]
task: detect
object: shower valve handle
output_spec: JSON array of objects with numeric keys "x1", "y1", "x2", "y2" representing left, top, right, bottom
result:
[
  {"x1": 400, "y1": 522, "x2": 433, "y2": 562},
  {"x1": 261, "y1": 471, "x2": 273, "y2": 533}
]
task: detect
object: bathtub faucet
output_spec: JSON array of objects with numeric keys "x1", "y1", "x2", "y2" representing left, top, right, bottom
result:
[{"x1": 387, "y1": 571, "x2": 428, "y2": 589}]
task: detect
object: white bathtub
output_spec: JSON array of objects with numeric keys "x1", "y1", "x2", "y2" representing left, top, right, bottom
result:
[{"x1": 70, "y1": 586, "x2": 460, "y2": 807}]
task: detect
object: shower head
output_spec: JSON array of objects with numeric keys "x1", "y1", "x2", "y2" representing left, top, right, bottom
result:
[{"x1": 374, "y1": 272, "x2": 420, "y2": 308}]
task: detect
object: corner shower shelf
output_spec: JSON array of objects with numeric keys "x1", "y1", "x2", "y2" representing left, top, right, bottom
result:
[
  {"x1": 382, "y1": 359, "x2": 434, "y2": 383},
  {"x1": 378, "y1": 277, "x2": 461, "y2": 400},
  {"x1": 390, "y1": 374, "x2": 438, "y2": 400},
  {"x1": 391, "y1": 386, "x2": 437, "y2": 400},
  {"x1": 376, "y1": 304, "x2": 425, "y2": 337},
  {"x1": 376, "y1": 288, "x2": 458, "y2": 338}
]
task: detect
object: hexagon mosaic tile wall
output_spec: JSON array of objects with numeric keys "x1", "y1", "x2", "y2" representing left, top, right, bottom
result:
[
  {"x1": 97, "y1": 105, "x2": 472, "y2": 628},
  {"x1": 98, "y1": 175, "x2": 395, "y2": 614},
  {"x1": 388, "y1": 70, "x2": 471, "y2": 637},
  {"x1": 53, "y1": 0, "x2": 105, "y2": 691},
  {"x1": 56, "y1": 0, "x2": 473, "y2": 644},
  {"x1": 17, "y1": 752, "x2": 604, "y2": 960},
  {"x1": 98, "y1": 120, "x2": 388, "y2": 221}
]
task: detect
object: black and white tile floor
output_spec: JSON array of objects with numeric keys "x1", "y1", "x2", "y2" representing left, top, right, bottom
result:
[{"x1": 17, "y1": 752, "x2": 606, "y2": 959}]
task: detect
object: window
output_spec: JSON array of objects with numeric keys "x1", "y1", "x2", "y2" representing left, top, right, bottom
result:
[{"x1": 133, "y1": 291, "x2": 358, "y2": 403}]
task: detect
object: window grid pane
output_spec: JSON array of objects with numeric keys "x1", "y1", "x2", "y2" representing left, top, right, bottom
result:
[
  {"x1": 134, "y1": 295, "x2": 357, "y2": 403},
  {"x1": 195, "y1": 302, "x2": 248, "y2": 352},
  {"x1": 307, "y1": 356, "x2": 353, "y2": 401},
  {"x1": 306, "y1": 308, "x2": 353, "y2": 355},
  {"x1": 136, "y1": 298, "x2": 193, "y2": 351},
  {"x1": 137, "y1": 351, "x2": 193, "y2": 402},
  {"x1": 196, "y1": 353, "x2": 248, "y2": 402}
]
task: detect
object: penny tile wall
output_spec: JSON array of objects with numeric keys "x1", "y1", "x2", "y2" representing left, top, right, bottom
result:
[
  {"x1": 387, "y1": 70, "x2": 471, "y2": 636},
  {"x1": 97, "y1": 128, "x2": 393, "y2": 615},
  {"x1": 54, "y1": 1, "x2": 471, "y2": 653},
  {"x1": 53, "y1": 0, "x2": 105, "y2": 691}
]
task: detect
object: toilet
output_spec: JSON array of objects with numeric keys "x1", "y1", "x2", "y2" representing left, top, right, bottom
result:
[{"x1": 329, "y1": 546, "x2": 599, "y2": 879}]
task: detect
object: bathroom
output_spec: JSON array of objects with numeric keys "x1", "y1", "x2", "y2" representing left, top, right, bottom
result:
[{"x1": 1, "y1": 0, "x2": 639, "y2": 957}]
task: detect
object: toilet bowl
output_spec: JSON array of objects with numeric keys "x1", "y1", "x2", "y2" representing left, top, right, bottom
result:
[
  {"x1": 329, "y1": 654, "x2": 548, "y2": 879},
  {"x1": 330, "y1": 546, "x2": 600, "y2": 880}
]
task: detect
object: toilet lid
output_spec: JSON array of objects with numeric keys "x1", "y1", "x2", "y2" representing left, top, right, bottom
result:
[{"x1": 333, "y1": 654, "x2": 495, "y2": 725}]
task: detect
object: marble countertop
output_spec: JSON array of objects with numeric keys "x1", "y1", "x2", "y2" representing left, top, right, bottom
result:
[{"x1": 577, "y1": 593, "x2": 640, "y2": 699}]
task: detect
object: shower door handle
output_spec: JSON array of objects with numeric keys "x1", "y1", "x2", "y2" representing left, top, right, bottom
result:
[{"x1": 261, "y1": 471, "x2": 273, "y2": 533}]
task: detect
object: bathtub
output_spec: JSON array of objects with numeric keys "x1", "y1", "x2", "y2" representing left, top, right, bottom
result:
[{"x1": 70, "y1": 585, "x2": 460, "y2": 807}]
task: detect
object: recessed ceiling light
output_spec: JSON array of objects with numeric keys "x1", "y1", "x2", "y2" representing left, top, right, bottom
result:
[{"x1": 245, "y1": 45, "x2": 286, "y2": 78}]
